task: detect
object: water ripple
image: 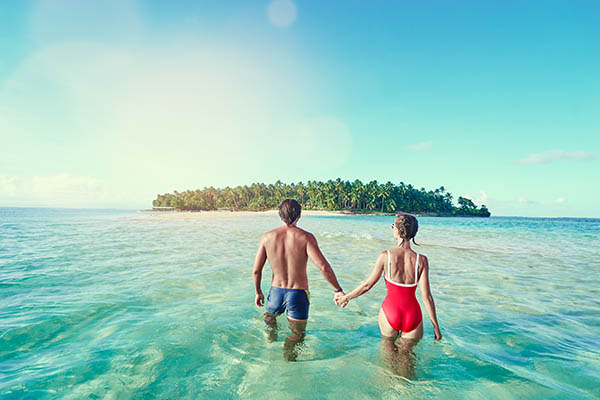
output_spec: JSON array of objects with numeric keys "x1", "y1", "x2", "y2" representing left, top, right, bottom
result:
[{"x1": 1, "y1": 210, "x2": 598, "y2": 398}]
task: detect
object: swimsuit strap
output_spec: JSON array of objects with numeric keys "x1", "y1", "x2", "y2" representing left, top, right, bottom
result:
[
  {"x1": 415, "y1": 253, "x2": 420, "y2": 284},
  {"x1": 386, "y1": 250, "x2": 391, "y2": 278}
]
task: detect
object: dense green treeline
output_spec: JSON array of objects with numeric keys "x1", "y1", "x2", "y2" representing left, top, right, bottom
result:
[{"x1": 152, "y1": 179, "x2": 490, "y2": 217}]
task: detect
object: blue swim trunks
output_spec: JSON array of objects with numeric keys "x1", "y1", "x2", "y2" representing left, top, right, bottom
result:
[{"x1": 266, "y1": 286, "x2": 310, "y2": 320}]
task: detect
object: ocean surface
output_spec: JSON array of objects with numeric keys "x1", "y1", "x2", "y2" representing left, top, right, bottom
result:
[{"x1": 1, "y1": 208, "x2": 599, "y2": 399}]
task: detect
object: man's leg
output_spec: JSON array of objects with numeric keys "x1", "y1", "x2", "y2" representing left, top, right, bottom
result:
[
  {"x1": 283, "y1": 317, "x2": 307, "y2": 362},
  {"x1": 282, "y1": 289, "x2": 309, "y2": 361},
  {"x1": 264, "y1": 312, "x2": 279, "y2": 343},
  {"x1": 264, "y1": 287, "x2": 285, "y2": 343}
]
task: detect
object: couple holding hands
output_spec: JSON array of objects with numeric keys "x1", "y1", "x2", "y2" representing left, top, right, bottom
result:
[{"x1": 252, "y1": 199, "x2": 442, "y2": 362}]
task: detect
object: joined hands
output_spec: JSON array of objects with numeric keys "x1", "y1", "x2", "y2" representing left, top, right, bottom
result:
[{"x1": 334, "y1": 292, "x2": 349, "y2": 308}]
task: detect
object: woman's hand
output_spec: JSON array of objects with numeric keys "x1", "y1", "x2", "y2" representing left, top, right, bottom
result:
[
  {"x1": 335, "y1": 295, "x2": 349, "y2": 308},
  {"x1": 433, "y1": 326, "x2": 442, "y2": 340}
]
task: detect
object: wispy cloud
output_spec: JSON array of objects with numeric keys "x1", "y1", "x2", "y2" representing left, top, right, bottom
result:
[
  {"x1": 458, "y1": 190, "x2": 488, "y2": 206},
  {"x1": 406, "y1": 141, "x2": 432, "y2": 152},
  {"x1": 555, "y1": 197, "x2": 566, "y2": 204},
  {"x1": 0, "y1": 173, "x2": 111, "y2": 207},
  {"x1": 517, "y1": 196, "x2": 536, "y2": 204},
  {"x1": 517, "y1": 150, "x2": 595, "y2": 165},
  {"x1": 477, "y1": 190, "x2": 488, "y2": 205},
  {"x1": 460, "y1": 189, "x2": 488, "y2": 206}
]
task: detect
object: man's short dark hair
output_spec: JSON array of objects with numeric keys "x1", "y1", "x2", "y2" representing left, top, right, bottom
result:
[{"x1": 279, "y1": 199, "x2": 302, "y2": 225}]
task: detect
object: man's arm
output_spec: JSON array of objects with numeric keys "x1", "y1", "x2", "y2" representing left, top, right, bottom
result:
[
  {"x1": 306, "y1": 233, "x2": 343, "y2": 293},
  {"x1": 252, "y1": 236, "x2": 267, "y2": 307}
]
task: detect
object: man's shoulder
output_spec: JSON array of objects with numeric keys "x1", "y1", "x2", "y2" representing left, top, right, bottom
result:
[
  {"x1": 261, "y1": 228, "x2": 280, "y2": 242},
  {"x1": 293, "y1": 226, "x2": 314, "y2": 240}
]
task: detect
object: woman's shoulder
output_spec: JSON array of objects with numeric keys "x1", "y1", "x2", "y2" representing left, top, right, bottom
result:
[
  {"x1": 417, "y1": 253, "x2": 429, "y2": 267},
  {"x1": 377, "y1": 249, "x2": 389, "y2": 259},
  {"x1": 400, "y1": 248, "x2": 428, "y2": 264}
]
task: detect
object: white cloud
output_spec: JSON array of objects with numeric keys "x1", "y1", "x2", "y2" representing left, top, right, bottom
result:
[
  {"x1": 517, "y1": 150, "x2": 595, "y2": 165},
  {"x1": 0, "y1": 176, "x2": 19, "y2": 197},
  {"x1": 555, "y1": 197, "x2": 566, "y2": 204},
  {"x1": 406, "y1": 141, "x2": 432, "y2": 152},
  {"x1": 476, "y1": 190, "x2": 488, "y2": 205},
  {"x1": 517, "y1": 196, "x2": 540, "y2": 204},
  {"x1": 0, "y1": 173, "x2": 111, "y2": 207},
  {"x1": 459, "y1": 190, "x2": 488, "y2": 206},
  {"x1": 267, "y1": 0, "x2": 297, "y2": 28}
]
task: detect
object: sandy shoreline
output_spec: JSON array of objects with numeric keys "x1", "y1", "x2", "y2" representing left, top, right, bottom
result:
[
  {"x1": 137, "y1": 210, "x2": 485, "y2": 219},
  {"x1": 140, "y1": 209, "x2": 357, "y2": 219}
]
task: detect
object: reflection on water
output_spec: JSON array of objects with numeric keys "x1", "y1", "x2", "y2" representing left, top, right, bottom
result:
[{"x1": 1, "y1": 209, "x2": 599, "y2": 398}]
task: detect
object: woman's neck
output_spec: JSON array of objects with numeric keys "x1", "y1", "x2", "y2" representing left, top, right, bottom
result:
[{"x1": 397, "y1": 239, "x2": 411, "y2": 249}]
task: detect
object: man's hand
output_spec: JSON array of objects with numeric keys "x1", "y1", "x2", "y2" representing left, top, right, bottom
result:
[
  {"x1": 255, "y1": 292, "x2": 265, "y2": 307},
  {"x1": 333, "y1": 291, "x2": 344, "y2": 304},
  {"x1": 334, "y1": 291, "x2": 348, "y2": 307}
]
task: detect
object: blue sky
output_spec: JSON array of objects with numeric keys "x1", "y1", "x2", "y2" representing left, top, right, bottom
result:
[{"x1": 0, "y1": 0, "x2": 598, "y2": 216}]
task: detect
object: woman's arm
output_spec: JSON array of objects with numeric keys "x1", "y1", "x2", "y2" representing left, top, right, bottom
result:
[
  {"x1": 337, "y1": 251, "x2": 385, "y2": 307},
  {"x1": 418, "y1": 256, "x2": 442, "y2": 340}
]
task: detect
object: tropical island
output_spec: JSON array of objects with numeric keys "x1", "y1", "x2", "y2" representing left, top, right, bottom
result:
[{"x1": 151, "y1": 179, "x2": 490, "y2": 217}]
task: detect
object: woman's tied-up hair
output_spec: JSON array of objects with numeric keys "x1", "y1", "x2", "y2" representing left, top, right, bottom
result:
[{"x1": 394, "y1": 213, "x2": 419, "y2": 245}]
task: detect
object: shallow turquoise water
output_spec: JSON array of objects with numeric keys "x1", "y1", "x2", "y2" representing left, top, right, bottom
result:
[{"x1": 1, "y1": 208, "x2": 599, "y2": 399}]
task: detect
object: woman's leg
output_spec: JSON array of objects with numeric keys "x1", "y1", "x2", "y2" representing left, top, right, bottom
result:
[
  {"x1": 379, "y1": 308, "x2": 410, "y2": 377},
  {"x1": 400, "y1": 321, "x2": 423, "y2": 341},
  {"x1": 380, "y1": 309, "x2": 421, "y2": 378},
  {"x1": 378, "y1": 307, "x2": 399, "y2": 340},
  {"x1": 393, "y1": 337, "x2": 419, "y2": 379}
]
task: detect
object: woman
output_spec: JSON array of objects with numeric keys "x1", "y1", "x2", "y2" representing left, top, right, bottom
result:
[{"x1": 336, "y1": 214, "x2": 442, "y2": 343}]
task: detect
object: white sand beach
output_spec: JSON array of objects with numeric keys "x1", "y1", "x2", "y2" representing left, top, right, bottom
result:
[{"x1": 141, "y1": 209, "x2": 353, "y2": 219}]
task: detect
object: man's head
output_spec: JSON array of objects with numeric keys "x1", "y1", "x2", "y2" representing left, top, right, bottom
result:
[{"x1": 279, "y1": 199, "x2": 302, "y2": 226}]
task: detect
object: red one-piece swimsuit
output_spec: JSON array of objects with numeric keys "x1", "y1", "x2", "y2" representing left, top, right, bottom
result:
[{"x1": 381, "y1": 250, "x2": 423, "y2": 332}]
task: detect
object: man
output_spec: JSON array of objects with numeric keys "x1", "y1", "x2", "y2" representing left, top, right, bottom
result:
[{"x1": 252, "y1": 199, "x2": 344, "y2": 361}]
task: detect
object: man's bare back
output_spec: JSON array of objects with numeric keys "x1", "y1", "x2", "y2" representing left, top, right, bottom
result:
[{"x1": 255, "y1": 225, "x2": 337, "y2": 291}]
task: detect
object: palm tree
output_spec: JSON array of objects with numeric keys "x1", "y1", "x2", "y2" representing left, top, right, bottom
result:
[
  {"x1": 350, "y1": 180, "x2": 363, "y2": 209},
  {"x1": 379, "y1": 181, "x2": 394, "y2": 211},
  {"x1": 295, "y1": 182, "x2": 305, "y2": 205},
  {"x1": 365, "y1": 180, "x2": 378, "y2": 210},
  {"x1": 151, "y1": 179, "x2": 490, "y2": 216},
  {"x1": 386, "y1": 197, "x2": 397, "y2": 213}
]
